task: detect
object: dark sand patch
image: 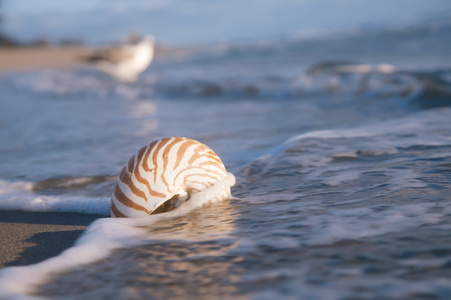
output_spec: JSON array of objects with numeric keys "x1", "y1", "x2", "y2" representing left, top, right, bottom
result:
[{"x1": 0, "y1": 211, "x2": 101, "y2": 269}]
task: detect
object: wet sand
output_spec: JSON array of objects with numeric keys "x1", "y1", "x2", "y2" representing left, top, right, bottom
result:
[{"x1": 0, "y1": 211, "x2": 101, "y2": 269}]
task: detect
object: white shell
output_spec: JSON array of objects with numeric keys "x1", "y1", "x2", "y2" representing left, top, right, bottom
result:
[{"x1": 111, "y1": 137, "x2": 232, "y2": 217}]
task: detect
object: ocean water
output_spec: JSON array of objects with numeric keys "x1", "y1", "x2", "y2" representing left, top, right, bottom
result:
[{"x1": 0, "y1": 23, "x2": 451, "y2": 299}]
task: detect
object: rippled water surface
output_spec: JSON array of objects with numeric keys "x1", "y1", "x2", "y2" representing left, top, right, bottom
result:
[{"x1": 0, "y1": 24, "x2": 451, "y2": 299}]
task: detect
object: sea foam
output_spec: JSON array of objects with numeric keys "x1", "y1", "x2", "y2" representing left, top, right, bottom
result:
[{"x1": 0, "y1": 180, "x2": 110, "y2": 215}]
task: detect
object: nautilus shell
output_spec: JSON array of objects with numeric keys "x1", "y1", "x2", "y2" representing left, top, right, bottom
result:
[{"x1": 111, "y1": 137, "x2": 233, "y2": 217}]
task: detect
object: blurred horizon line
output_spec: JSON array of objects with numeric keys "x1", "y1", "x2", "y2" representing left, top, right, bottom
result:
[{"x1": 1, "y1": 0, "x2": 450, "y2": 47}]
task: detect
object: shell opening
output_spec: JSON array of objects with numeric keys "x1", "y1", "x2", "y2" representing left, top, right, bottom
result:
[{"x1": 150, "y1": 192, "x2": 191, "y2": 215}]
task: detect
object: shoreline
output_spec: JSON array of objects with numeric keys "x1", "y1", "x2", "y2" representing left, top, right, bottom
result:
[{"x1": 0, "y1": 211, "x2": 101, "y2": 269}]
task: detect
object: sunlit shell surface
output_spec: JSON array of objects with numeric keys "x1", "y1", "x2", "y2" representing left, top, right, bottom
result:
[{"x1": 111, "y1": 137, "x2": 232, "y2": 217}]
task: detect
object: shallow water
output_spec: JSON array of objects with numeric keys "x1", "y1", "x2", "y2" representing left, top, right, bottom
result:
[{"x1": 0, "y1": 24, "x2": 451, "y2": 299}]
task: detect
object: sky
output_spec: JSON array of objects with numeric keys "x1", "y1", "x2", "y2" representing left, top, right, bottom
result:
[{"x1": 1, "y1": 0, "x2": 451, "y2": 45}]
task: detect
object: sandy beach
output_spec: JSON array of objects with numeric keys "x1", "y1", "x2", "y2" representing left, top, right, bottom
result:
[
  {"x1": 0, "y1": 46, "x2": 89, "y2": 74},
  {"x1": 0, "y1": 44, "x2": 194, "y2": 74}
]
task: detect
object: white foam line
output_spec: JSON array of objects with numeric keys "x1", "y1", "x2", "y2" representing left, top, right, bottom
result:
[
  {"x1": 0, "y1": 180, "x2": 110, "y2": 215},
  {"x1": 0, "y1": 173, "x2": 236, "y2": 300}
]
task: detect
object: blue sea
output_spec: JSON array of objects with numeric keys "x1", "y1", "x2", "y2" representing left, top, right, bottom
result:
[{"x1": 0, "y1": 22, "x2": 451, "y2": 299}]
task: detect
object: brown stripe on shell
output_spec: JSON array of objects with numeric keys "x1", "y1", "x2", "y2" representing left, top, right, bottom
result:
[
  {"x1": 119, "y1": 166, "x2": 147, "y2": 201},
  {"x1": 152, "y1": 138, "x2": 172, "y2": 184},
  {"x1": 181, "y1": 165, "x2": 226, "y2": 178},
  {"x1": 207, "y1": 153, "x2": 224, "y2": 166},
  {"x1": 183, "y1": 172, "x2": 223, "y2": 185},
  {"x1": 172, "y1": 165, "x2": 224, "y2": 186},
  {"x1": 161, "y1": 138, "x2": 181, "y2": 193},
  {"x1": 188, "y1": 146, "x2": 209, "y2": 166},
  {"x1": 173, "y1": 139, "x2": 196, "y2": 172},
  {"x1": 199, "y1": 160, "x2": 223, "y2": 169},
  {"x1": 114, "y1": 184, "x2": 152, "y2": 214},
  {"x1": 208, "y1": 156, "x2": 226, "y2": 173},
  {"x1": 187, "y1": 187, "x2": 201, "y2": 193},
  {"x1": 133, "y1": 145, "x2": 166, "y2": 198},
  {"x1": 142, "y1": 141, "x2": 157, "y2": 172},
  {"x1": 192, "y1": 154, "x2": 225, "y2": 173},
  {"x1": 127, "y1": 154, "x2": 135, "y2": 174},
  {"x1": 111, "y1": 198, "x2": 127, "y2": 217}
]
